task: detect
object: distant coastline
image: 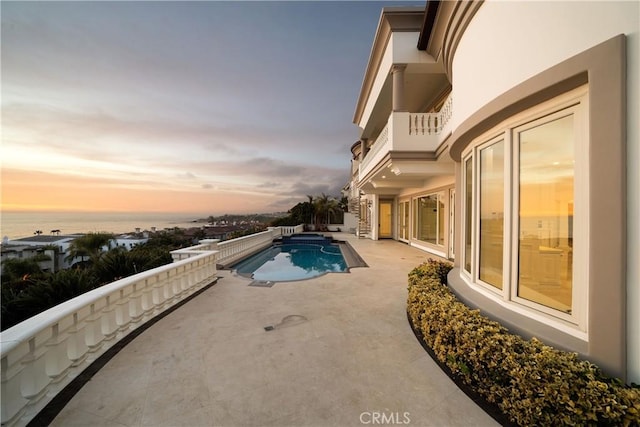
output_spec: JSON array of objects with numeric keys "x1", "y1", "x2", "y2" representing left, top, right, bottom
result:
[{"x1": 0, "y1": 211, "x2": 209, "y2": 240}]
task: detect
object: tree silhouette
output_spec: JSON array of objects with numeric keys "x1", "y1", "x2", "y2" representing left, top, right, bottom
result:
[
  {"x1": 65, "y1": 232, "x2": 115, "y2": 266},
  {"x1": 313, "y1": 193, "x2": 339, "y2": 230}
]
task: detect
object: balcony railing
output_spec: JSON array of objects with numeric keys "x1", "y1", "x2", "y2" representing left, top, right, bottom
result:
[
  {"x1": 359, "y1": 94, "x2": 453, "y2": 180},
  {"x1": 0, "y1": 225, "x2": 303, "y2": 427}
]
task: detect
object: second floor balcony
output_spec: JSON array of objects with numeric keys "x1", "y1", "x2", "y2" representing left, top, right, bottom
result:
[
  {"x1": 358, "y1": 93, "x2": 453, "y2": 187},
  {"x1": 351, "y1": 8, "x2": 454, "y2": 195},
  {"x1": 357, "y1": 95, "x2": 453, "y2": 194}
]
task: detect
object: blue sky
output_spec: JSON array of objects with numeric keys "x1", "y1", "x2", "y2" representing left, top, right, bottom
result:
[{"x1": 1, "y1": 1, "x2": 424, "y2": 214}]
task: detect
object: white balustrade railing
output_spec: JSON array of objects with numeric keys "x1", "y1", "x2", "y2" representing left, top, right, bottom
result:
[
  {"x1": 0, "y1": 225, "x2": 305, "y2": 427},
  {"x1": 279, "y1": 225, "x2": 304, "y2": 236},
  {"x1": 359, "y1": 94, "x2": 453, "y2": 179},
  {"x1": 0, "y1": 249, "x2": 218, "y2": 427},
  {"x1": 408, "y1": 94, "x2": 453, "y2": 135},
  {"x1": 169, "y1": 239, "x2": 221, "y2": 261},
  {"x1": 359, "y1": 122, "x2": 391, "y2": 179}
]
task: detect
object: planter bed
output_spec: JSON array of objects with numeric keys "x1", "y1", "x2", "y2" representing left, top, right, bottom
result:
[{"x1": 407, "y1": 259, "x2": 640, "y2": 426}]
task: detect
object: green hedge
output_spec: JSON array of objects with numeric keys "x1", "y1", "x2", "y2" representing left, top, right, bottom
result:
[{"x1": 407, "y1": 259, "x2": 640, "y2": 426}]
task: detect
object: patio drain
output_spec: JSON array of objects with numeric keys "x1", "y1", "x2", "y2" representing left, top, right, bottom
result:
[
  {"x1": 264, "y1": 314, "x2": 308, "y2": 331},
  {"x1": 249, "y1": 280, "x2": 275, "y2": 287}
]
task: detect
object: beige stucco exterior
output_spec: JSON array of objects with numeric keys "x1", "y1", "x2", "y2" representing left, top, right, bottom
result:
[{"x1": 349, "y1": 1, "x2": 639, "y2": 383}]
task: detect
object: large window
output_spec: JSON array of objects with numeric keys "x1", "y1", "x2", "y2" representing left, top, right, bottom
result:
[
  {"x1": 517, "y1": 114, "x2": 574, "y2": 313},
  {"x1": 461, "y1": 87, "x2": 586, "y2": 326},
  {"x1": 479, "y1": 140, "x2": 504, "y2": 289},
  {"x1": 414, "y1": 193, "x2": 445, "y2": 246}
]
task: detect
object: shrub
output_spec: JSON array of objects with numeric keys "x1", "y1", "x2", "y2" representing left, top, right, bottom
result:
[{"x1": 407, "y1": 259, "x2": 640, "y2": 426}]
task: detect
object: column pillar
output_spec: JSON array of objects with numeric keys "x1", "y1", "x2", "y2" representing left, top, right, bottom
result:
[{"x1": 391, "y1": 64, "x2": 407, "y2": 112}]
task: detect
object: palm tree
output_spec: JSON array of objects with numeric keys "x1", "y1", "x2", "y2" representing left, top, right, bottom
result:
[
  {"x1": 65, "y1": 232, "x2": 115, "y2": 267},
  {"x1": 306, "y1": 195, "x2": 315, "y2": 225},
  {"x1": 92, "y1": 247, "x2": 136, "y2": 284},
  {"x1": 313, "y1": 194, "x2": 339, "y2": 231},
  {"x1": 338, "y1": 196, "x2": 349, "y2": 213}
]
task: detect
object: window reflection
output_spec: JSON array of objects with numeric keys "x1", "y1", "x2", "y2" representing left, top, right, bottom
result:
[
  {"x1": 518, "y1": 114, "x2": 574, "y2": 312},
  {"x1": 415, "y1": 194, "x2": 444, "y2": 246},
  {"x1": 479, "y1": 141, "x2": 504, "y2": 289}
]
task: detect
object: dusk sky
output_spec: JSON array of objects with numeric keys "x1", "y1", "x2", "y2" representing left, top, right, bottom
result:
[{"x1": 1, "y1": 1, "x2": 423, "y2": 215}]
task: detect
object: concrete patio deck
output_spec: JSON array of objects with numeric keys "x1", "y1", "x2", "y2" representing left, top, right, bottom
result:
[{"x1": 50, "y1": 234, "x2": 499, "y2": 427}]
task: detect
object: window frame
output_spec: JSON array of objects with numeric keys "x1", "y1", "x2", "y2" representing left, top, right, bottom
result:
[
  {"x1": 413, "y1": 192, "x2": 446, "y2": 248},
  {"x1": 460, "y1": 86, "x2": 589, "y2": 331},
  {"x1": 475, "y1": 135, "x2": 507, "y2": 293},
  {"x1": 398, "y1": 199, "x2": 411, "y2": 242},
  {"x1": 462, "y1": 156, "x2": 474, "y2": 277}
]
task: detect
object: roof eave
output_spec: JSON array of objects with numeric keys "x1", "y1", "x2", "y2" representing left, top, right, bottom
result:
[
  {"x1": 417, "y1": 1, "x2": 440, "y2": 51},
  {"x1": 352, "y1": 6, "x2": 426, "y2": 127}
]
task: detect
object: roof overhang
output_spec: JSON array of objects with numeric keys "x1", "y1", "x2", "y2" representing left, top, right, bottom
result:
[
  {"x1": 357, "y1": 150, "x2": 454, "y2": 194},
  {"x1": 417, "y1": 1, "x2": 440, "y2": 51}
]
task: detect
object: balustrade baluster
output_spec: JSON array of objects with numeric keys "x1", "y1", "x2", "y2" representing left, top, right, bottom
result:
[
  {"x1": 1, "y1": 351, "x2": 28, "y2": 425},
  {"x1": 140, "y1": 278, "x2": 155, "y2": 320},
  {"x1": 115, "y1": 289, "x2": 132, "y2": 335},
  {"x1": 100, "y1": 297, "x2": 119, "y2": 343},
  {"x1": 152, "y1": 273, "x2": 168, "y2": 312},
  {"x1": 44, "y1": 324, "x2": 72, "y2": 391},
  {"x1": 185, "y1": 263, "x2": 194, "y2": 291},
  {"x1": 128, "y1": 282, "x2": 145, "y2": 324},
  {"x1": 187, "y1": 261, "x2": 197, "y2": 292},
  {"x1": 85, "y1": 303, "x2": 107, "y2": 352},
  {"x1": 197, "y1": 258, "x2": 206, "y2": 285},
  {"x1": 67, "y1": 313, "x2": 89, "y2": 367},
  {"x1": 172, "y1": 267, "x2": 183, "y2": 301},
  {"x1": 184, "y1": 266, "x2": 195, "y2": 292},
  {"x1": 20, "y1": 338, "x2": 49, "y2": 405}
]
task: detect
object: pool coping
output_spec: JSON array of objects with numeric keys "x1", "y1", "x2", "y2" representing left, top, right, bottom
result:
[{"x1": 336, "y1": 240, "x2": 368, "y2": 269}]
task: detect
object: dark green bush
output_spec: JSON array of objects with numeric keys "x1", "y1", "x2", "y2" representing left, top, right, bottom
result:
[{"x1": 407, "y1": 259, "x2": 640, "y2": 426}]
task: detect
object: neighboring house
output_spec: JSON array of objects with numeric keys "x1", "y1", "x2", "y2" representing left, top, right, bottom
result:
[
  {"x1": 1, "y1": 235, "x2": 80, "y2": 272},
  {"x1": 0, "y1": 244, "x2": 56, "y2": 275},
  {"x1": 112, "y1": 235, "x2": 148, "y2": 251},
  {"x1": 349, "y1": 2, "x2": 639, "y2": 384},
  {"x1": 0, "y1": 234, "x2": 149, "y2": 273}
]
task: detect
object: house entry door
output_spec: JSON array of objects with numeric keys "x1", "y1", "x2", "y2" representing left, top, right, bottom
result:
[{"x1": 379, "y1": 201, "x2": 393, "y2": 239}]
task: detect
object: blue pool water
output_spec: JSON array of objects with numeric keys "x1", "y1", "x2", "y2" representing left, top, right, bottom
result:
[{"x1": 233, "y1": 242, "x2": 348, "y2": 282}]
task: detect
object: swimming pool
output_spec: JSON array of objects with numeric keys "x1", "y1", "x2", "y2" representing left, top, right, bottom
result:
[{"x1": 232, "y1": 240, "x2": 348, "y2": 282}]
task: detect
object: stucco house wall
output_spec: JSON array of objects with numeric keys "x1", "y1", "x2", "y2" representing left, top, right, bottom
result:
[{"x1": 449, "y1": 0, "x2": 639, "y2": 383}]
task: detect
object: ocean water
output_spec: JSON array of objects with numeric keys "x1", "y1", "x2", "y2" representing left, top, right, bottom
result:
[{"x1": 0, "y1": 211, "x2": 207, "y2": 240}]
